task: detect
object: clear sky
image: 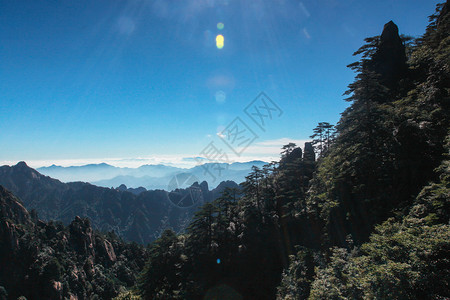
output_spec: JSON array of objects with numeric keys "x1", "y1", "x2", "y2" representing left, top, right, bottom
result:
[{"x1": 0, "y1": 0, "x2": 441, "y2": 168}]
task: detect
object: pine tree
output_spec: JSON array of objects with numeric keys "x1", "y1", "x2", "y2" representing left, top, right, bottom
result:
[
  {"x1": 310, "y1": 122, "x2": 336, "y2": 157},
  {"x1": 138, "y1": 229, "x2": 184, "y2": 299}
]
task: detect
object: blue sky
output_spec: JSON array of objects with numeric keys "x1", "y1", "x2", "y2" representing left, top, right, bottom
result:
[{"x1": 0, "y1": 0, "x2": 441, "y2": 167}]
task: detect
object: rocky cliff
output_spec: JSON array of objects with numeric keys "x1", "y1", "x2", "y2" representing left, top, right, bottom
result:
[{"x1": 0, "y1": 186, "x2": 148, "y2": 299}]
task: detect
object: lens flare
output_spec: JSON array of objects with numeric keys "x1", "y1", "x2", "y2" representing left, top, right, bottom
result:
[
  {"x1": 216, "y1": 34, "x2": 224, "y2": 49},
  {"x1": 215, "y1": 90, "x2": 226, "y2": 103},
  {"x1": 217, "y1": 22, "x2": 224, "y2": 30}
]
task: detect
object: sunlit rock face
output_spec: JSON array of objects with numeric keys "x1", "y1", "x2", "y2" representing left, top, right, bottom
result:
[
  {"x1": 0, "y1": 187, "x2": 32, "y2": 252},
  {"x1": 0, "y1": 185, "x2": 32, "y2": 226},
  {"x1": 69, "y1": 216, "x2": 95, "y2": 257}
]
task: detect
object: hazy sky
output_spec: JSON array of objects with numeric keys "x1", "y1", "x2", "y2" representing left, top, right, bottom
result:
[{"x1": 0, "y1": 0, "x2": 440, "y2": 167}]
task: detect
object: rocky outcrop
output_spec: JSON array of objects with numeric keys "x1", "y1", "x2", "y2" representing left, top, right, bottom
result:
[
  {"x1": 0, "y1": 221, "x2": 20, "y2": 251},
  {"x1": 303, "y1": 142, "x2": 316, "y2": 162},
  {"x1": 369, "y1": 21, "x2": 407, "y2": 90},
  {"x1": 50, "y1": 280, "x2": 63, "y2": 300},
  {"x1": 0, "y1": 185, "x2": 32, "y2": 225},
  {"x1": 211, "y1": 180, "x2": 240, "y2": 200},
  {"x1": 68, "y1": 216, "x2": 118, "y2": 264},
  {"x1": 116, "y1": 184, "x2": 128, "y2": 192},
  {"x1": 200, "y1": 181, "x2": 209, "y2": 193},
  {"x1": 69, "y1": 216, "x2": 95, "y2": 257},
  {"x1": 0, "y1": 187, "x2": 148, "y2": 299},
  {"x1": 280, "y1": 147, "x2": 303, "y2": 166},
  {"x1": 0, "y1": 185, "x2": 33, "y2": 253},
  {"x1": 102, "y1": 239, "x2": 117, "y2": 263}
]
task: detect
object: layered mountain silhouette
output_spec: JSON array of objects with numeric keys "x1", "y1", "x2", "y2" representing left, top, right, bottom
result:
[
  {"x1": 37, "y1": 161, "x2": 267, "y2": 190},
  {"x1": 0, "y1": 162, "x2": 239, "y2": 244}
]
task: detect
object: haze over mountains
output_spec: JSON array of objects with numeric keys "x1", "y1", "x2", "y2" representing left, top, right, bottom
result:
[
  {"x1": 37, "y1": 161, "x2": 267, "y2": 190},
  {"x1": 0, "y1": 162, "x2": 240, "y2": 244}
]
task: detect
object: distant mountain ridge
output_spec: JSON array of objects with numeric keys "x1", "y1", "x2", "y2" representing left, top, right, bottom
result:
[
  {"x1": 0, "y1": 162, "x2": 240, "y2": 244},
  {"x1": 37, "y1": 163, "x2": 182, "y2": 183},
  {"x1": 37, "y1": 161, "x2": 267, "y2": 190}
]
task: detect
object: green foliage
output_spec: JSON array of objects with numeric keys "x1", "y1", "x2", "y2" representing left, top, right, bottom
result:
[
  {"x1": 283, "y1": 3, "x2": 450, "y2": 300},
  {"x1": 138, "y1": 229, "x2": 185, "y2": 299},
  {"x1": 113, "y1": 291, "x2": 141, "y2": 300},
  {"x1": 306, "y1": 0, "x2": 450, "y2": 247},
  {"x1": 277, "y1": 248, "x2": 318, "y2": 300},
  {"x1": 310, "y1": 122, "x2": 336, "y2": 157},
  {"x1": 3, "y1": 3, "x2": 448, "y2": 300},
  {"x1": 309, "y1": 170, "x2": 450, "y2": 299},
  {"x1": 136, "y1": 143, "x2": 319, "y2": 299}
]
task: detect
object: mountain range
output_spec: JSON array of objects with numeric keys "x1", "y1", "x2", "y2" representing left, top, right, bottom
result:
[
  {"x1": 36, "y1": 161, "x2": 266, "y2": 191},
  {"x1": 0, "y1": 162, "x2": 239, "y2": 244}
]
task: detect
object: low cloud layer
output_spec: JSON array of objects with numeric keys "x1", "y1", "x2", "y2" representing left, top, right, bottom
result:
[{"x1": 0, "y1": 137, "x2": 310, "y2": 169}]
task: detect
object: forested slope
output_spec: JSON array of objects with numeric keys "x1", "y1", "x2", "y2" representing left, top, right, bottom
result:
[{"x1": 135, "y1": 2, "x2": 449, "y2": 299}]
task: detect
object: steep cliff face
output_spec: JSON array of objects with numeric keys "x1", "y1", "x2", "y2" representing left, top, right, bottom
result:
[
  {"x1": 69, "y1": 216, "x2": 96, "y2": 257},
  {"x1": 0, "y1": 186, "x2": 33, "y2": 255},
  {"x1": 0, "y1": 185, "x2": 32, "y2": 225}
]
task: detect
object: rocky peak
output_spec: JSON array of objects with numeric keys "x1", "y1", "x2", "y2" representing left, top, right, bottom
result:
[
  {"x1": 280, "y1": 147, "x2": 303, "y2": 166},
  {"x1": 214, "y1": 180, "x2": 239, "y2": 192},
  {"x1": 303, "y1": 142, "x2": 316, "y2": 162},
  {"x1": 200, "y1": 181, "x2": 209, "y2": 192},
  {"x1": 369, "y1": 20, "x2": 407, "y2": 90},
  {"x1": 117, "y1": 184, "x2": 128, "y2": 192},
  {"x1": 15, "y1": 161, "x2": 29, "y2": 168},
  {"x1": 13, "y1": 161, "x2": 40, "y2": 177},
  {"x1": 211, "y1": 180, "x2": 240, "y2": 201},
  {"x1": 190, "y1": 181, "x2": 200, "y2": 188},
  {"x1": 380, "y1": 21, "x2": 400, "y2": 43}
]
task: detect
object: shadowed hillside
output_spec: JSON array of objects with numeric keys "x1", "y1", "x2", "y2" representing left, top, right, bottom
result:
[{"x1": 0, "y1": 185, "x2": 149, "y2": 300}]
